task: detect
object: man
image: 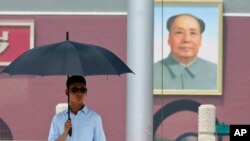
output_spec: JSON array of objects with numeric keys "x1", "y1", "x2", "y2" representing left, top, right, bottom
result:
[
  {"x1": 154, "y1": 14, "x2": 217, "y2": 90},
  {"x1": 48, "y1": 75, "x2": 106, "y2": 141}
]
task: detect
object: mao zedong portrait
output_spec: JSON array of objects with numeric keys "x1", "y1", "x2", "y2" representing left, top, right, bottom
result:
[{"x1": 154, "y1": 13, "x2": 217, "y2": 90}]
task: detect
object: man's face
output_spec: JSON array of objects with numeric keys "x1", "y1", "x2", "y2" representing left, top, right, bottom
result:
[
  {"x1": 68, "y1": 83, "x2": 87, "y2": 105},
  {"x1": 168, "y1": 15, "x2": 202, "y2": 64}
]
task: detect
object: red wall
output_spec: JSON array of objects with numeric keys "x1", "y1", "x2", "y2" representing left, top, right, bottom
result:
[
  {"x1": 1, "y1": 15, "x2": 250, "y2": 141},
  {"x1": 154, "y1": 16, "x2": 250, "y2": 141},
  {"x1": 0, "y1": 15, "x2": 127, "y2": 140}
]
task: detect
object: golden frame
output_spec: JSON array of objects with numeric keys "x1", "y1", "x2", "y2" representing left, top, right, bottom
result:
[{"x1": 153, "y1": 0, "x2": 223, "y2": 95}]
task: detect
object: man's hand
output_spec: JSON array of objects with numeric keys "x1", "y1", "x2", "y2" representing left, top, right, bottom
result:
[
  {"x1": 64, "y1": 120, "x2": 72, "y2": 134},
  {"x1": 56, "y1": 120, "x2": 72, "y2": 141}
]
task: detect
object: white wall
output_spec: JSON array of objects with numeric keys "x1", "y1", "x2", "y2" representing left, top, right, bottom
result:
[{"x1": 0, "y1": 0, "x2": 250, "y2": 13}]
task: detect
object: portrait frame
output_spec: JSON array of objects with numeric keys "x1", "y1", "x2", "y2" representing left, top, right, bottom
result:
[
  {"x1": 0, "y1": 20, "x2": 34, "y2": 66},
  {"x1": 153, "y1": 0, "x2": 223, "y2": 95}
]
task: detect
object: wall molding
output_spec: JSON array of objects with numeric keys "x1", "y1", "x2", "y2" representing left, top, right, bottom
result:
[
  {"x1": 224, "y1": 13, "x2": 250, "y2": 17},
  {"x1": 0, "y1": 11, "x2": 127, "y2": 16},
  {"x1": 1, "y1": 11, "x2": 250, "y2": 17}
]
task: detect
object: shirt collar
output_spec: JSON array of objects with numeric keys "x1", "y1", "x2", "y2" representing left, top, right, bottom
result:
[
  {"x1": 63, "y1": 105, "x2": 89, "y2": 115},
  {"x1": 81, "y1": 105, "x2": 88, "y2": 113},
  {"x1": 164, "y1": 54, "x2": 200, "y2": 77}
]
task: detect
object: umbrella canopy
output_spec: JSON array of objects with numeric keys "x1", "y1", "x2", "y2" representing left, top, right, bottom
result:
[
  {"x1": 1, "y1": 38, "x2": 133, "y2": 136},
  {"x1": 1, "y1": 40, "x2": 133, "y2": 76}
]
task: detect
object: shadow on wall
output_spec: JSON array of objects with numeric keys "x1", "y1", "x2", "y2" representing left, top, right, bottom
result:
[
  {"x1": 0, "y1": 118, "x2": 13, "y2": 140},
  {"x1": 153, "y1": 99, "x2": 224, "y2": 141}
]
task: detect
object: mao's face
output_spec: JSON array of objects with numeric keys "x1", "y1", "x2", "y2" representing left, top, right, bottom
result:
[{"x1": 168, "y1": 15, "x2": 202, "y2": 64}]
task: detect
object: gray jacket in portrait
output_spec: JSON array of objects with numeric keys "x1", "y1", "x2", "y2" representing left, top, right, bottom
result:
[{"x1": 154, "y1": 54, "x2": 217, "y2": 90}]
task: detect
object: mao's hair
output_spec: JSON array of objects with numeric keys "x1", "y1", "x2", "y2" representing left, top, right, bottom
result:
[{"x1": 167, "y1": 13, "x2": 205, "y2": 33}]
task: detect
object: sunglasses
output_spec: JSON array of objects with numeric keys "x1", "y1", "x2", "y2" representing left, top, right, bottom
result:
[{"x1": 69, "y1": 87, "x2": 87, "y2": 94}]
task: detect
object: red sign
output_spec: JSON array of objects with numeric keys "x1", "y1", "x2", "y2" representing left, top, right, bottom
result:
[{"x1": 0, "y1": 20, "x2": 34, "y2": 66}]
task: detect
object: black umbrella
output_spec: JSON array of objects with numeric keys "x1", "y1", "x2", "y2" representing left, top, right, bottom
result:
[
  {"x1": 1, "y1": 33, "x2": 133, "y2": 136},
  {"x1": 2, "y1": 38, "x2": 132, "y2": 76}
]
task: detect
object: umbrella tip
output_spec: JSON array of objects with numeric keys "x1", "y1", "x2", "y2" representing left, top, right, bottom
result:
[{"x1": 66, "y1": 32, "x2": 69, "y2": 40}]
